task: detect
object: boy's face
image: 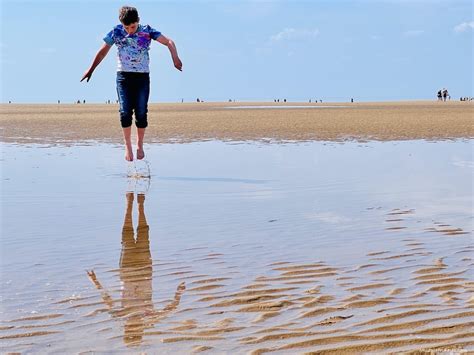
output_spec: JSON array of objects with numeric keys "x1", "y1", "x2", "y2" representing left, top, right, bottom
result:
[{"x1": 122, "y1": 22, "x2": 139, "y2": 35}]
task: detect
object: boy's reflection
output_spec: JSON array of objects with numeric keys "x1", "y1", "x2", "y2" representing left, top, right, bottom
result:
[{"x1": 87, "y1": 193, "x2": 185, "y2": 347}]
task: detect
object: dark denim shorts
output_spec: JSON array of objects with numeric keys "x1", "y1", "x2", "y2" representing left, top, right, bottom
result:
[{"x1": 116, "y1": 71, "x2": 150, "y2": 128}]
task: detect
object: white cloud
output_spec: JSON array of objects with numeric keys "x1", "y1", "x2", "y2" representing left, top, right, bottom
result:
[
  {"x1": 403, "y1": 30, "x2": 424, "y2": 37},
  {"x1": 454, "y1": 21, "x2": 474, "y2": 33},
  {"x1": 270, "y1": 28, "x2": 320, "y2": 42}
]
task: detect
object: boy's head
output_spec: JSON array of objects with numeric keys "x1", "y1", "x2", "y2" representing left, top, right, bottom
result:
[{"x1": 119, "y1": 6, "x2": 139, "y2": 33}]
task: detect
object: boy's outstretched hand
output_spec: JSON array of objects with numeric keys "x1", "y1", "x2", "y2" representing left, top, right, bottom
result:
[
  {"x1": 80, "y1": 44, "x2": 111, "y2": 82},
  {"x1": 173, "y1": 57, "x2": 183, "y2": 71},
  {"x1": 80, "y1": 69, "x2": 93, "y2": 82}
]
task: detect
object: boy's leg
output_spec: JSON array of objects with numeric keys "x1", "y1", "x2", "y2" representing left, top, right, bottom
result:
[
  {"x1": 117, "y1": 72, "x2": 134, "y2": 161},
  {"x1": 134, "y1": 74, "x2": 150, "y2": 160},
  {"x1": 137, "y1": 128, "x2": 146, "y2": 160},
  {"x1": 122, "y1": 127, "x2": 133, "y2": 162}
]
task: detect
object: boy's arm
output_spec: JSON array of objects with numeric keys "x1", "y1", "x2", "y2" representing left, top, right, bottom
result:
[
  {"x1": 156, "y1": 35, "x2": 182, "y2": 71},
  {"x1": 80, "y1": 43, "x2": 112, "y2": 82}
]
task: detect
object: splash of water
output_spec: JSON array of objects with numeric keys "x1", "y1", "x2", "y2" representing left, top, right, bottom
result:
[
  {"x1": 126, "y1": 160, "x2": 151, "y2": 194},
  {"x1": 127, "y1": 159, "x2": 151, "y2": 179}
]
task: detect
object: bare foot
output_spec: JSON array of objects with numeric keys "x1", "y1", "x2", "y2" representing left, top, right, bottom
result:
[
  {"x1": 137, "y1": 147, "x2": 145, "y2": 160},
  {"x1": 125, "y1": 147, "x2": 134, "y2": 161}
]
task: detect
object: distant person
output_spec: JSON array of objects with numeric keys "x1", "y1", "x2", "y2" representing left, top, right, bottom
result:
[
  {"x1": 8, "y1": 101, "x2": 11, "y2": 104},
  {"x1": 437, "y1": 90, "x2": 442, "y2": 101},
  {"x1": 81, "y1": 6, "x2": 182, "y2": 161},
  {"x1": 58, "y1": 100, "x2": 60, "y2": 104},
  {"x1": 283, "y1": 99, "x2": 287, "y2": 103},
  {"x1": 442, "y1": 88, "x2": 449, "y2": 102},
  {"x1": 197, "y1": 98, "x2": 200, "y2": 102},
  {"x1": 83, "y1": 99, "x2": 86, "y2": 104},
  {"x1": 351, "y1": 98, "x2": 354, "y2": 103}
]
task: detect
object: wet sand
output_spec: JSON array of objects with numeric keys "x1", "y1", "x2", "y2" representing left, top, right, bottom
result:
[
  {"x1": 1, "y1": 101, "x2": 473, "y2": 144},
  {"x1": 2, "y1": 225, "x2": 473, "y2": 353}
]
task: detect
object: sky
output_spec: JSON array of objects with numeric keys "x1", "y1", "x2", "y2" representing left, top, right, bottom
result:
[{"x1": 0, "y1": 0, "x2": 472, "y2": 103}]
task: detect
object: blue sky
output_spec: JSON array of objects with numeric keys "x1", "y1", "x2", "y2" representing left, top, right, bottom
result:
[{"x1": 1, "y1": 0, "x2": 472, "y2": 103}]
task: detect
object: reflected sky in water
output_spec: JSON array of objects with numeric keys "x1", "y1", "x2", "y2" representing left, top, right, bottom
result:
[
  {"x1": 2, "y1": 140, "x2": 472, "y2": 266},
  {"x1": 0, "y1": 139, "x2": 472, "y2": 351}
]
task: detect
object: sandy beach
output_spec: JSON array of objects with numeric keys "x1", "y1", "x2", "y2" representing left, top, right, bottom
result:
[{"x1": 1, "y1": 101, "x2": 473, "y2": 144}]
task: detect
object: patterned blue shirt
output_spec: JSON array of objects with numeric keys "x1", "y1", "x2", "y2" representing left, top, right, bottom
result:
[{"x1": 104, "y1": 24, "x2": 161, "y2": 73}]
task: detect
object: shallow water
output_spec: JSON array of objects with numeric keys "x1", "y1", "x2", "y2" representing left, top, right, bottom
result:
[
  {"x1": 1, "y1": 140, "x2": 473, "y2": 353},
  {"x1": 223, "y1": 105, "x2": 351, "y2": 109}
]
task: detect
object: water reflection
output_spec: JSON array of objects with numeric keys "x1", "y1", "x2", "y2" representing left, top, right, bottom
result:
[{"x1": 87, "y1": 193, "x2": 185, "y2": 347}]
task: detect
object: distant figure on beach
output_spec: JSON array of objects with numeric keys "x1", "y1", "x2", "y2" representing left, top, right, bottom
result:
[
  {"x1": 87, "y1": 193, "x2": 185, "y2": 347},
  {"x1": 8, "y1": 101, "x2": 11, "y2": 104},
  {"x1": 437, "y1": 90, "x2": 442, "y2": 101},
  {"x1": 284, "y1": 99, "x2": 287, "y2": 103},
  {"x1": 351, "y1": 98, "x2": 354, "y2": 103},
  {"x1": 442, "y1": 88, "x2": 450, "y2": 101},
  {"x1": 81, "y1": 6, "x2": 182, "y2": 161},
  {"x1": 58, "y1": 100, "x2": 60, "y2": 104},
  {"x1": 197, "y1": 98, "x2": 200, "y2": 102}
]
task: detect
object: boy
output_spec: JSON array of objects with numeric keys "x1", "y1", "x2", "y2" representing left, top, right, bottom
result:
[{"x1": 81, "y1": 6, "x2": 182, "y2": 161}]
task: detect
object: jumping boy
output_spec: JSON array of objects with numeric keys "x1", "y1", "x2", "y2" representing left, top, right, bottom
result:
[{"x1": 81, "y1": 6, "x2": 182, "y2": 161}]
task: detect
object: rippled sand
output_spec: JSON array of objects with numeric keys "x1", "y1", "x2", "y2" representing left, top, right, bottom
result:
[
  {"x1": 1, "y1": 101, "x2": 473, "y2": 144},
  {"x1": 2, "y1": 195, "x2": 472, "y2": 353}
]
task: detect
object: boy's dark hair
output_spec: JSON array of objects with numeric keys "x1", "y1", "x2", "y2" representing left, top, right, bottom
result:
[{"x1": 119, "y1": 6, "x2": 139, "y2": 25}]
